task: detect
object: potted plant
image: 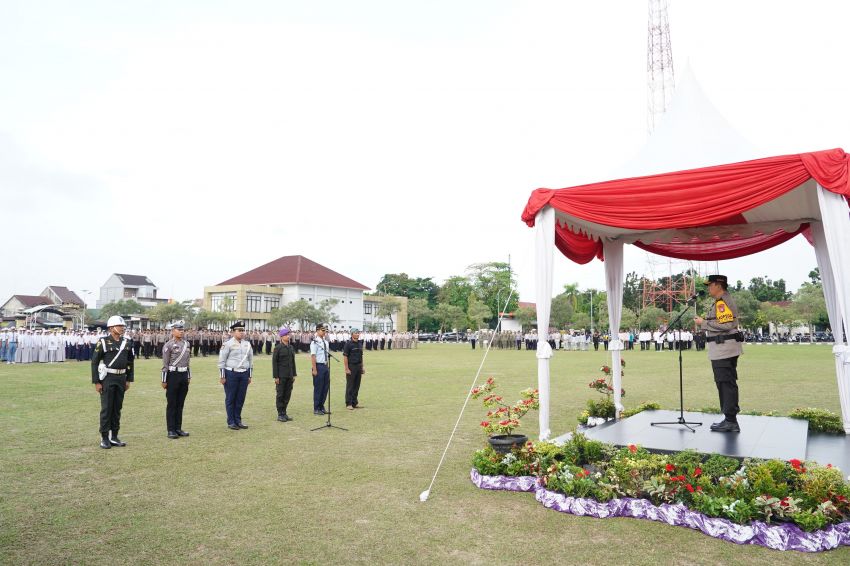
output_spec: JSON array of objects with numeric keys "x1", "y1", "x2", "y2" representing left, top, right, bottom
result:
[
  {"x1": 472, "y1": 377, "x2": 539, "y2": 454},
  {"x1": 580, "y1": 359, "x2": 626, "y2": 426}
]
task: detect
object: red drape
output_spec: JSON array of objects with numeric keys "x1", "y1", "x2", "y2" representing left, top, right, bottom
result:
[{"x1": 522, "y1": 149, "x2": 849, "y2": 230}]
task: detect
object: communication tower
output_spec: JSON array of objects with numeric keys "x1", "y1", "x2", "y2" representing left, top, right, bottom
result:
[{"x1": 647, "y1": 0, "x2": 675, "y2": 133}]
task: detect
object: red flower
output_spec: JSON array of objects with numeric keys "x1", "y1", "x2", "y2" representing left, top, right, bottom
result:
[
  {"x1": 486, "y1": 377, "x2": 494, "y2": 384},
  {"x1": 628, "y1": 444, "x2": 637, "y2": 453},
  {"x1": 480, "y1": 421, "x2": 489, "y2": 427},
  {"x1": 665, "y1": 464, "x2": 675, "y2": 472},
  {"x1": 696, "y1": 486, "x2": 703, "y2": 492},
  {"x1": 685, "y1": 484, "x2": 694, "y2": 493},
  {"x1": 780, "y1": 499, "x2": 790, "y2": 508},
  {"x1": 694, "y1": 467, "x2": 702, "y2": 477},
  {"x1": 789, "y1": 458, "x2": 803, "y2": 469}
]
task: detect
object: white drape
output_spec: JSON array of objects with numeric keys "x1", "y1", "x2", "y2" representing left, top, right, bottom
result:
[
  {"x1": 815, "y1": 186, "x2": 850, "y2": 433},
  {"x1": 535, "y1": 207, "x2": 555, "y2": 440},
  {"x1": 603, "y1": 240, "x2": 625, "y2": 415}
]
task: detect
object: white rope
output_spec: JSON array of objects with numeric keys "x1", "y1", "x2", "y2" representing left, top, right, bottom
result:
[{"x1": 419, "y1": 288, "x2": 515, "y2": 502}]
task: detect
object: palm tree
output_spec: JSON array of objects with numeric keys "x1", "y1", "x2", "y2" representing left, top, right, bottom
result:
[{"x1": 563, "y1": 283, "x2": 580, "y2": 309}]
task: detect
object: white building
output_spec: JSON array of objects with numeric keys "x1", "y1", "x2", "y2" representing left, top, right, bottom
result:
[{"x1": 96, "y1": 273, "x2": 167, "y2": 309}]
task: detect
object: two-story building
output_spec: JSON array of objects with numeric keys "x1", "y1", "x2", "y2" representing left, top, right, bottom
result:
[
  {"x1": 96, "y1": 274, "x2": 168, "y2": 309},
  {"x1": 204, "y1": 255, "x2": 371, "y2": 331}
]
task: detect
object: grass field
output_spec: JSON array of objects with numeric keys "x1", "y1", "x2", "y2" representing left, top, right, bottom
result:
[{"x1": 1, "y1": 343, "x2": 848, "y2": 565}]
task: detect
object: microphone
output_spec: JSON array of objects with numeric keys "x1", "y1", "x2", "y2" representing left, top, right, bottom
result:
[{"x1": 688, "y1": 289, "x2": 706, "y2": 302}]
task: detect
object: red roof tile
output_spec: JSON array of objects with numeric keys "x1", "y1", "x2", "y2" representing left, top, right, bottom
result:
[
  {"x1": 218, "y1": 255, "x2": 369, "y2": 290},
  {"x1": 13, "y1": 295, "x2": 53, "y2": 308},
  {"x1": 518, "y1": 301, "x2": 536, "y2": 309},
  {"x1": 47, "y1": 286, "x2": 84, "y2": 305}
]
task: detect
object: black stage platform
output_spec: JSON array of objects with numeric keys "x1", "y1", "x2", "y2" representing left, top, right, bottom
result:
[{"x1": 556, "y1": 410, "x2": 850, "y2": 472}]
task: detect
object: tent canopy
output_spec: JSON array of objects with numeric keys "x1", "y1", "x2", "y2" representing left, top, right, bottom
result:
[{"x1": 522, "y1": 149, "x2": 850, "y2": 264}]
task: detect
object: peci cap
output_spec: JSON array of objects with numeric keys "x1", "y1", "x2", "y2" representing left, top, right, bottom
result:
[
  {"x1": 230, "y1": 321, "x2": 246, "y2": 330},
  {"x1": 703, "y1": 275, "x2": 728, "y2": 285},
  {"x1": 279, "y1": 327, "x2": 291, "y2": 337}
]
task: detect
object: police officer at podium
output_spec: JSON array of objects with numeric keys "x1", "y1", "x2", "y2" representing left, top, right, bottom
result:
[
  {"x1": 91, "y1": 315, "x2": 135, "y2": 449},
  {"x1": 694, "y1": 275, "x2": 744, "y2": 433}
]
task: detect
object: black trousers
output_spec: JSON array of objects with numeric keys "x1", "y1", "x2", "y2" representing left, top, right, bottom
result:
[
  {"x1": 711, "y1": 356, "x2": 740, "y2": 422},
  {"x1": 165, "y1": 371, "x2": 189, "y2": 431},
  {"x1": 276, "y1": 377, "x2": 294, "y2": 415},
  {"x1": 99, "y1": 374, "x2": 127, "y2": 435},
  {"x1": 345, "y1": 363, "x2": 363, "y2": 407}
]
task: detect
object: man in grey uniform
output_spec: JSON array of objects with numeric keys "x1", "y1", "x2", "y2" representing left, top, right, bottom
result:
[
  {"x1": 694, "y1": 275, "x2": 744, "y2": 433},
  {"x1": 161, "y1": 320, "x2": 191, "y2": 439},
  {"x1": 218, "y1": 321, "x2": 254, "y2": 430}
]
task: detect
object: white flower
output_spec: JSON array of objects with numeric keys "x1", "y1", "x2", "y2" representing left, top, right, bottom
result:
[{"x1": 501, "y1": 453, "x2": 517, "y2": 465}]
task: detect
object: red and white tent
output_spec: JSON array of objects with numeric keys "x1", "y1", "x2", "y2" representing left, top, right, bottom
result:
[{"x1": 522, "y1": 72, "x2": 850, "y2": 439}]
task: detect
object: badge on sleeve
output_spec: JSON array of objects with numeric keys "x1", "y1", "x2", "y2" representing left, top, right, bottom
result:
[{"x1": 715, "y1": 300, "x2": 734, "y2": 323}]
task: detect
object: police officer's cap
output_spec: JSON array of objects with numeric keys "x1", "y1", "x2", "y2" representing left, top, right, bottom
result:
[
  {"x1": 315, "y1": 323, "x2": 328, "y2": 331},
  {"x1": 230, "y1": 321, "x2": 246, "y2": 330},
  {"x1": 350, "y1": 328, "x2": 360, "y2": 334},
  {"x1": 168, "y1": 320, "x2": 185, "y2": 330},
  {"x1": 703, "y1": 275, "x2": 728, "y2": 285}
]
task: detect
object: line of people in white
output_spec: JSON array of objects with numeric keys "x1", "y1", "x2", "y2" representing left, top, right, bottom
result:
[{"x1": 1, "y1": 328, "x2": 109, "y2": 364}]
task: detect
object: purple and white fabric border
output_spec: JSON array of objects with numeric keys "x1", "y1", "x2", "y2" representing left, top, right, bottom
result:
[
  {"x1": 534, "y1": 487, "x2": 850, "y2": 552},
  {"x1": 469, "y1": 469, "x2": 538, "y2": 492}
]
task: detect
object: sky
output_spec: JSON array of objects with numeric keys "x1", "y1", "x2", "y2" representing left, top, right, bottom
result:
[{"x1": 2, "y1": 0, "x2": 849, "y2": 308}]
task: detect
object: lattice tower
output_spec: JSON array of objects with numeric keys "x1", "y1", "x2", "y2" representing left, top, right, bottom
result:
[
  {"x1": 647, "y1": 0, "x2": 675, "y2": 133},
  {"x1": 641, "y1": 257, "x2": 701, "y2": 313}
]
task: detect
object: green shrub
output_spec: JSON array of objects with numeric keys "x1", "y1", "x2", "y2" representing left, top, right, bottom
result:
[
  {"x1": 797, "y1": 465, "x2": 850, "y2": 508},
  {"x1": 789, "y1": 407, "x2": 845, "y2": 434},
  {"x1": 791, "y1": 509, "x2": 829, "y2": 532},
  {"x1": 471, "y1": 447, "x2": 504, "y2": 476},
  {"x1": 621, "y1": 401, "x2": 661, "y2": 418},
  {"x1": 702, "y1": 454, "x2": 740, "y2": 479},
  {"x1": 746, "y1": 461, "x2": 791, "y2": 499},
  {"x1": 671, "y1": 450, "x2": 702, "y2": 473},
  {"x1": 585, "y1": 398, "x2": 615, "y2": 419}
]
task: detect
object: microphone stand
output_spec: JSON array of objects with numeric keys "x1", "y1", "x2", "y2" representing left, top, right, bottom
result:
[
  {"x1": 311, "y1": 336, "x2": 347, "y2": 432},
  {"x1": 651, "y1": 294, "x2": 703, "y2": 433}
]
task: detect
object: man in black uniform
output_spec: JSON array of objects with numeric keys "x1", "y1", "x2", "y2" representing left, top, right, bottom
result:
[
  {"x1": 91, "y1": 316, "x2": 135, "y2": 449},
  {"x1": 161, "y1": 320, "x2": 191, "y2": 439},
  {"x1": 343, "y1": 328, "x2": 365, "y2": 410},
  {"x1": 272, "y1": 327, "x2": 297, "y2": 422},
  {"x1": 694, "y1": 275, "x2": 745, "y2": 433}
]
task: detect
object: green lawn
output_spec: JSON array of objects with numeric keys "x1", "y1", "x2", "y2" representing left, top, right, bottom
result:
[{"x1": 1, "y1": 343, "x2": 847, "y2": 565}]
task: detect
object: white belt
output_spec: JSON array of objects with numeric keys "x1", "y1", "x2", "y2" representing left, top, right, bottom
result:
[
  {"x1": 105, "y1": 368, "x2": 126, "y2": 375},
  {"x1": 226, "y1": 367, "x2": 248, "y2": 373},
  {"x1": 168, "y1": 366, "x2": 189, "y2": 372}
]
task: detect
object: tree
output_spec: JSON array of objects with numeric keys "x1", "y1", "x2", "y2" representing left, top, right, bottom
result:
[
  {"x1": 375, "y1": 273, "x2": 440, "y2": 307},
  {"x1": 270, "y1": 299, "x2": 315, "y2": 330},
  {"x1": 748, "y1": 276, "x2": 791, "y2": 302},
  {"x1": 792, "y1": 283, "x2": 828, "y2": 333},
  {"x1": 622, "y1": 271, "x2": 642, "y2": 312},
  {"x1": 467, "y1": 262, "x2": 518, "y2": 322},
  {"x1": 515, "y1": 305, "x2": 537, "y2": 329},
  {"x1": 562, "y1": 282, "x2": 580, "y2": 309},
  {"x1": 550, "y1": 294, "x2": 575, "y2": 329},
  {"x1": 466, "y1": 294, "x2": 491, "y2": 330},
  {"x1": 375, "y1": 297, "x2": 402, "y2": 331},
  {"x1": 433, "y1": 303, "x2": 466, "y2": 332},
  {"x1": 438, "y1": 276, "x2": 473, "y2": 312},
  {"x1": 407, "y1": 298, "x2": 431, "y2": 332},
  {"x1": 808, "y1": 267, "x2": 821, "y2": 285},
  {"x1": 729, "y1": 289, "x2": 760, "y2": 329},
  {"x1": 100, "y1": 300, "x2": 145, "y2": 320},
  {"x1": 620, "y1": 307, "x2": 638, "y2": 331},
  {"x1": 147, "y1": 301, "x2": 192, "y2": 326},
  {"x1": 638, "y1": 306, "x2": 666, "y2": 330},
  {"x1": 315, "y1": 299, "x2": 340, "y2": 326}
]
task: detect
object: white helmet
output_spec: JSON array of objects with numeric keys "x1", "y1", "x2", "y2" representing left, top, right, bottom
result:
[{"x1": 107, "y1": 315, "x2": 126, "y2": 327}]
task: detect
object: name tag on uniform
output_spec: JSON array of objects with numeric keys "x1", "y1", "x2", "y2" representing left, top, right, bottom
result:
[{"x1": 715, "y1": 300, "x2": 734, "y2": 323}]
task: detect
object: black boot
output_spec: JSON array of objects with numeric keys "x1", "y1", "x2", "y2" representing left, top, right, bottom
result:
[
  {"x1": 100, "y1": 434, "x2": 111, "y2": 449},
  {"x1": 110, "y1": 432, "x2": 126, "y2": 447}
]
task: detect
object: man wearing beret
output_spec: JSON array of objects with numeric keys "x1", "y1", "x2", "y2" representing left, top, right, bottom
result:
[
  {"x1": 161, "y1": 320, "x2": 191, "y2": 439},
  {"x1": 218, "y1": 321, "x2": 253, "y2": 430},
  {"x1": 694, "y1": 275, "x2": 744, "y2": 433},
  {"x1": 272, "y1": 327, "x2": 297, "y2": 422}
]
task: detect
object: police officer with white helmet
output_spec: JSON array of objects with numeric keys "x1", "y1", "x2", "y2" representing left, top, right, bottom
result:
[{"x1": 91, "y1": 316, "x2": 135, "y2": 449}]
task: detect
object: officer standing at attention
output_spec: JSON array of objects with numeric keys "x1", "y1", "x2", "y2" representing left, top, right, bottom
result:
[
  {"x1": 161, "y1": 320, "x2": 191, "y2": 439},
  {"x1": 694, "y1": 275, "x2": 744, "y2": 433},
  {"x1": 272, "y1": 327, "x2": 297, "y2": 422},
  {"x1": 91, "y1": 316, "x2": 134, "y2": 449},
  {"x1": 343, "y1": 328, "x2": 365, "y2": 410},
  {"x1": 218, "y1": 321, "x2": 253, "y2": 430},
  {"x1": 310, "y1": 323, "x2": 331, "y2": 415}
]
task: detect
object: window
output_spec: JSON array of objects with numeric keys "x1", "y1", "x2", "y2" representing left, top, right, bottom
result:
[
  {"x1": 246, "y1": 295, "x2": 262, "y2": 313},
  {"x1": 211, "y1": 294, "x2": 236, "y2": 312},
  {"x1": 265, "y1": 297, "x2": 280, "y2": 313},
  {"x1": 123, "y1": 289, "x2": 137, "y2": 298},
  {"x1": 364, "y1": 303, "x2": 373, "y2": 315}
]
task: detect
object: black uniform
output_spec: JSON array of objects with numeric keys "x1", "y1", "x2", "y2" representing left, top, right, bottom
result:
[
  {"x1": 343, "y1": 338, "x2": 364, "y2": 408},
  {"x1": 91, "y1": 335, "x2": 135, "y2": 442},
  {"x1": 272, "y1": 341, "x2": 297, "y2": 419}
]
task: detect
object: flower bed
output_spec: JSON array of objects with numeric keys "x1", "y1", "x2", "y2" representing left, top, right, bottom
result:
[{"x1": 470, "y1": 435, "x2": 850, "y2": 552}]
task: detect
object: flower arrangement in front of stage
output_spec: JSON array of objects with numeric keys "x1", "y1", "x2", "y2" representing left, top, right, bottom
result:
[
  {"x1": 589, "y1": 358, "x2": 626, "y2": 398},
  {"x1": 471, "y1": 377, "x2": 540, "y2": 437},
  {"x1": 471, "y1": 432, "x2": 850, "y2": 532},
  {"x1": 578, "y1": 359, "x2": 626, "y2": 424}
]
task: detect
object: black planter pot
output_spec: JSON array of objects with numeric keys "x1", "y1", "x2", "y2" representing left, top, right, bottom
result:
[{"x1": 488, "y1": 434, "x2": 528, "y2": 454}]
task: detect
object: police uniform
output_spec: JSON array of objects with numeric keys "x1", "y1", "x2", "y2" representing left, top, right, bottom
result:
[
  {"x1": 310, "y1": 324, "x2": 331, "y2": 415},
  {"x1": 697, "y1": 275, "x2": 744, "y2": 432},
  {"x1": 343, "y1": 329, "x2": 365, "y2": 409},
  {"x1": 161, "y1": 320, "x2": 191, "y2": 439},
  {"x1": 91, "y1": 316, "x2": 135, "y2": 448},
  {"x1": 218, "y1": 321, "x2": 254, "y2": 429},
  {"x1": 272, "y1": 327, "x2": 297, "y2": 421}
]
